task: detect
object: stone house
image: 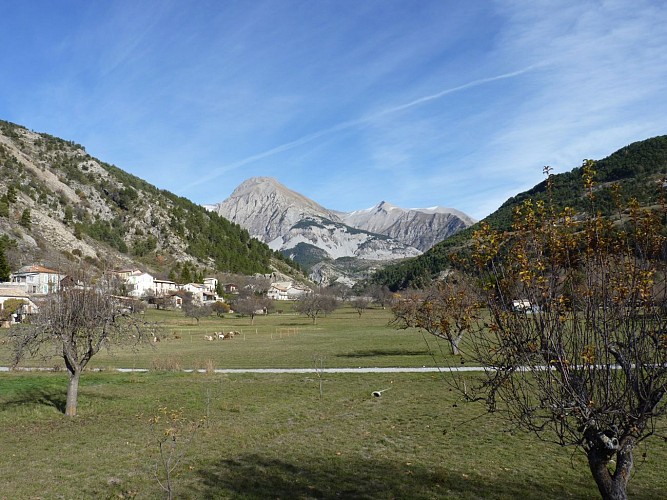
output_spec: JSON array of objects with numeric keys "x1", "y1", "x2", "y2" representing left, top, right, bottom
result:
[{"x1": 154, "y1": 279, "x2": 179, "y2": 296}]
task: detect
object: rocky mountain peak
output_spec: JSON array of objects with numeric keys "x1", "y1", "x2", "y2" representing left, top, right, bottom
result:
[
  {"x1": 229, "y1": 177, "x2": 333, "y2": 216},
  {"x1": 210, "y1": 177, "x2": 341, "y2": 243},
  {"x1": 231, "y1": 176, "x2": 286, "y2": 195},
  {"x1": 376, "y1": 201, "x2": 397, "y2": 211}
]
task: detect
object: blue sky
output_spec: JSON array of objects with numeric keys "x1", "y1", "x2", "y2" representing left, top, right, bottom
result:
[{"x1": 1, "y1": 0, "x2": 666, "y2": 220}]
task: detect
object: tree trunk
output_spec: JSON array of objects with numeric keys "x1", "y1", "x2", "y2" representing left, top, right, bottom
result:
[
  {"x1": 587, "y1": 441, "x2": 633, "y2": 500},
  {"x1": 65, "y1": 370, "x2": 81, "y2": 417}
]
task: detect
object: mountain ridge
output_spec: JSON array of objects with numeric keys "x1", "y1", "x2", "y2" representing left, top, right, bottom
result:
[
  {"x1": 340, "y1": 200, "x2": 475, "y2": 252},
  {"x1": 208, "y1": 177, "x2": 474, "y2": 283}
]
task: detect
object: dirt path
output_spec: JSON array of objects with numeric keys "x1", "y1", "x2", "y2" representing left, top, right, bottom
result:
[{"x1": 2, "y1": 366, "x2": 487, "y2": 373}]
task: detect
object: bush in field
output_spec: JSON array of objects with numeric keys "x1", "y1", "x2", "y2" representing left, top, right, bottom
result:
[{"x1": 210, "y1": 300, "x2": 230, "y2": 317}]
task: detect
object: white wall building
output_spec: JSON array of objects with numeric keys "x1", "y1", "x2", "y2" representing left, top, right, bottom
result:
[
  {"x1": 125, "y1": 271, "x2": 155, "y2": 298},
  {"x1": 182, "y1": 283, "x2": 205, "y2": 303},
  {"x1": 267, "y1": 282, "x2": 310, "y2": 301},
  {"x1": 11, "y1": 265, "x2": 64, "y2": 294},
  {"x1": 203, "y1": 277, "x2": 218, "y2": 293}
]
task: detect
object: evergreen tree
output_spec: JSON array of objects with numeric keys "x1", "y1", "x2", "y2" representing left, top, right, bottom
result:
[
  {"x1": 0, "y1": 199, "x2": 8, "y2": 218},
  {"x1": 19, "y1": 209, "x2": 31, "y2": 229},
  {"x1": 6, "y1": 185, "x2": 16, "y2": 203},
  {"x1": 64, "y1": 205, "x2": 73, "y2": 225},
  {"x1": 0, "y1": 246, "x2": 10, "y2": 281},
  {"x1": 180, "y1": 263, "x2": 192, "y2": 283}
]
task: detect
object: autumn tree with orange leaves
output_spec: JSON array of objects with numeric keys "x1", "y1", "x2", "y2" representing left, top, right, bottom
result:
[
  {"x1": 452, "y1": 162, "x2": 667, "y2": 500},
  {"x1": 391, "y1": 270, "x2": 478, "y2": 355}
]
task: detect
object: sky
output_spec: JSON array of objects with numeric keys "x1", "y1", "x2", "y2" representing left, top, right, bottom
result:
[{"x1": 1, "y1": 0, "x2": 666, "y2": 220}]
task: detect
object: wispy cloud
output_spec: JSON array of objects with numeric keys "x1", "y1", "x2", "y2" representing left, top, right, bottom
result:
[
  {"x1": 371, "y1": 65, "x2": 540, "y2": 118},
  {"x1": 182, "y1": 65, "x2": 538, "y2": 192}
]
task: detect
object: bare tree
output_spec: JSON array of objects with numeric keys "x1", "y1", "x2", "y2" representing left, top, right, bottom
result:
[
  {"x1": 233, "y1": 294, "x2": 272, "y2": 325},
  {"x1": 325, "y1": 283, "x2": 352, "y2": 302},
  {"x1": 149, "y1": 406, "x2": 202, "y2": 500},
  {"x1": 451, "y1": 164, "x2": 667, "y2": 500},
  {"x1": 181, "y1": 292, "x2": 211, "y2": 324},
  {"x1": 368, "y1": 284, "x2": 393, "y2": 309},
  {"x1": 294, "y1": 293, "x2": 337, "y2": 324},
  {"x1": 350, "y1": 297, "x2": 371, "y2": 317},
  {"x1": 11, "y1": 275, "x2": 159, "y2": 417}
]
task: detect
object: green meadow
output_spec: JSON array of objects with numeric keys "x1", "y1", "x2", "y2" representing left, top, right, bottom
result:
[{"x1": 1, "y1": 305, "x2": 665, "y2": 498}]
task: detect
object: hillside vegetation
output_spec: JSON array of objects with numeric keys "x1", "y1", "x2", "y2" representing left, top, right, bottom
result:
[
  {"x1": 0, "y1": 119, "x2": 300, "y2": 278},
  {"x1": 374, "y1": 135, "x2": 667, "y2": 290}
]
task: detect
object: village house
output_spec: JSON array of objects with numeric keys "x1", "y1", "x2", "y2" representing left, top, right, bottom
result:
[
  {"x1": 181, "y1": 282, "x2": 218, "y2": 303},
  {"x1": 123, "y1": 270, "x2": 155, "y2": 298},
  {"x1": 168, "y1": 292, "x2": 184, "y2": 308},
  {"x1": 10, "y1": 265, "x2": 65, "y2": 294},
  {"x1": 267, "y1": 282, "x2": 289, "y2": 300},
  {"x1": 110, "y1": 269, "x2": 222, "y2": 305},
  {"x1": 153, "y1": 278, "x2": 179, "y2": 296},
  {"x1": 181, "y1": 282, "x2": 206, "y2": 303},
  {"x1": 267, "y1": 281, "x2": 310, "y2": 301},
  {"x1": 111, "y1": 269, "x2": 137, "y2": 281},
  {"x1": 203, "y1": 277, "x2": 218, "y2": 293}
]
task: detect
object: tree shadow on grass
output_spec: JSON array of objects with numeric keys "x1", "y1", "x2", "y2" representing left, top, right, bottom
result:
[
  {"x1": 1, "y1": 384, "x2": 117, "y2": 414},
  {"x1": 193, "y1": 452, "x2": 593, "y2": 499},
  {"x1": 336, "y1": 348, "x2": 429, "y2": 358},
  {"x1": 1, "y1": 386, "x2": 67, "y2": 413}
]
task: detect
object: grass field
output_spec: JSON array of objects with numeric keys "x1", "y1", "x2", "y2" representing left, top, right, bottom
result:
[
  {"x1": 91, "y1": 306, "x2": 450, "y2": 371},
  {"x1": 1, "y1": 305, "x2": 665, "y2": 499}
]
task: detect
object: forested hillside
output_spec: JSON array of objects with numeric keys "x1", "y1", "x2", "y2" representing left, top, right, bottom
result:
[
  {"x1": 0, "y1": 119, "x2": 300, "y2": 279},
  {"x1": 374, "y1": 135, "x2": 667, "y2": 290}
]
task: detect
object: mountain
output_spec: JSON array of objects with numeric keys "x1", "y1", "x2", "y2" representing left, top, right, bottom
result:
[
  {"x1": 0, "y1": 119, "x2": 300, "y2": 281},
  {"x1": 211, "y1": 177, "x2": 341, "y2": 243},
  {"x1": 208, "y1": 177, "x2": 431, "y2": 283},
  {"x1": 340, "y1": 201, "x2": 475, "y2": 252},
  {"x1": 373, "y1": 134, "x2": 667, "y2": 290}
]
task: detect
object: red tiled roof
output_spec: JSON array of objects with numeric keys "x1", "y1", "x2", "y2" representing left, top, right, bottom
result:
[{"x1": 19, "y1": 265, "x2": 60, "y2": 274}]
